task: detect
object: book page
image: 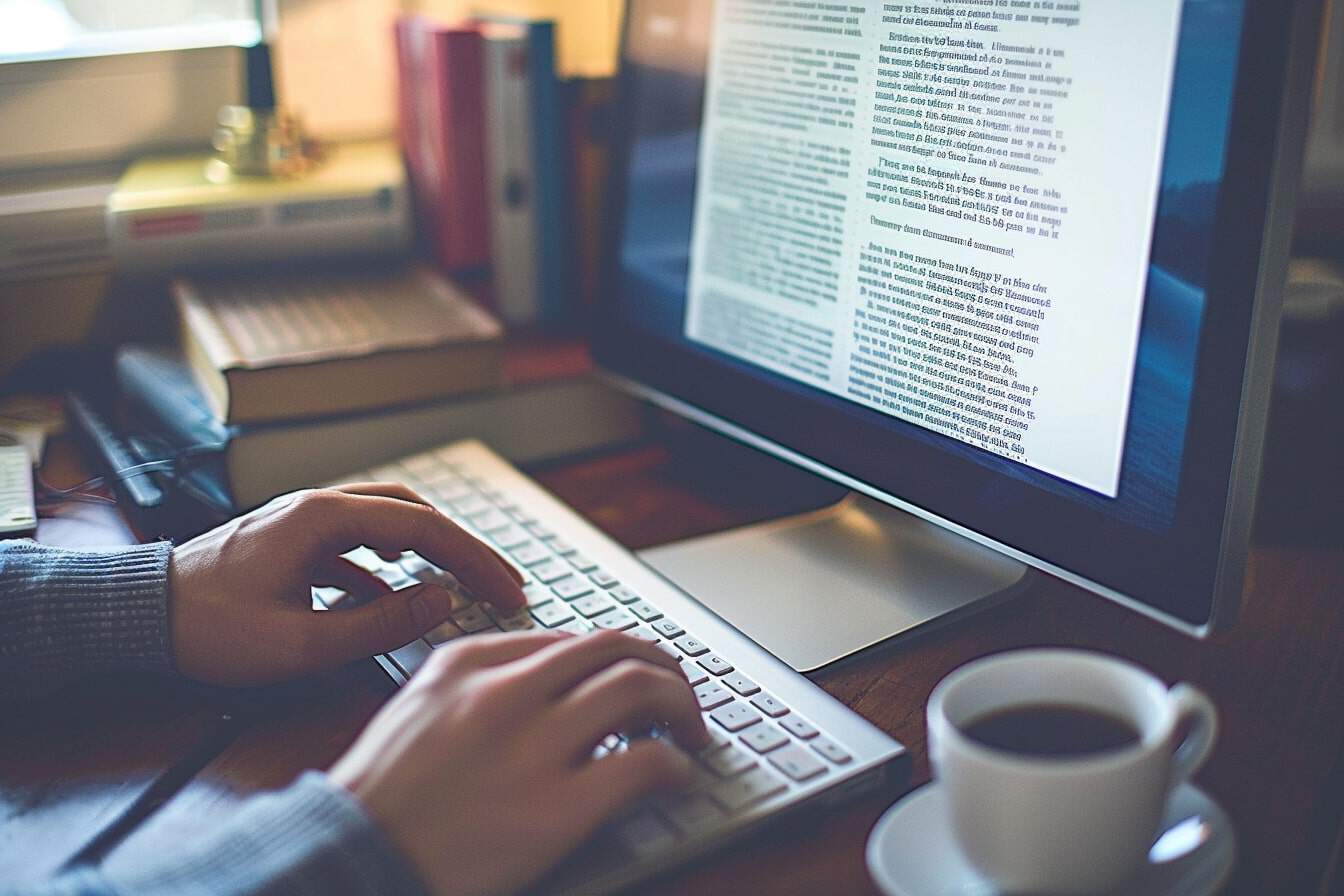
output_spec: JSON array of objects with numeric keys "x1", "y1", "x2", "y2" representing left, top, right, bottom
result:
[
  {"x1": 685, "y1": 0, "x2": 1184, "y2": 496},
  {"x1": 186, "y1": 267, "x2": 503, "y2": 369}
]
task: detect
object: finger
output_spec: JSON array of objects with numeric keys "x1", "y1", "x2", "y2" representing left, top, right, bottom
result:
[
  {"x1": 331, "y1": 481, "x2": 433, "y2": 506},
  {"x1": 568, "y1": 739, "x2": 696, "y2": 832},
  {"x1": 509, "y1": 630, "x2": 687, "y2": 702},
  {"x1": 423, "y1": 629, "x2": 574, "y2": 678},
  {"x1": 298, "y1": 491, "x2": 525, "y2": 609},
  {"x1": 313, "y1": 556, "x2": 392, "y2": 602},
  {"x1": 298, "y1": 582, "x2": 458, "y2": 666},
  {"x1": 551, "y1": 659, "x2": 710, "y2": 759},
  {"x1": 332, "y1": 483, "x2": 523, "y2": 584},
  {"x1": 330, "y1": 484, "x2": 435, "y2": 561}
]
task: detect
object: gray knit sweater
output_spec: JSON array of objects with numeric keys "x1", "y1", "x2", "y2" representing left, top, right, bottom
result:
[{"x1": 0, "y1": 540, "x2": 427, "y2": 896}]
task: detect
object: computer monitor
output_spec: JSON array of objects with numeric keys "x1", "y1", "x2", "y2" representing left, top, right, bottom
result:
[{"x1": 593, "y1": 0, "x2": 1322, "y2": 669}]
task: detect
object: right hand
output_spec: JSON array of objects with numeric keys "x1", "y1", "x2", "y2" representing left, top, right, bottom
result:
[{"x1": 329, "y1": 628, "x2": 711, "y2": 896}]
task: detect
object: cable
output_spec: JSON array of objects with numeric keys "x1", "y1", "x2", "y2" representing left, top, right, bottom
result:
[{"x1": 34, "y1": 442, "x2": 229, "y2": 515}]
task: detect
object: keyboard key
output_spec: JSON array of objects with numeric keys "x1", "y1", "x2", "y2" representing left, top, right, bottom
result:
[
  {"x1": 549, "y1": 539, "x2": 577, "y2": 555},
  {"x1": 703, "y1": 745, "x2": 757, "y2": 777},
  {"x1": 525, "y1": 521, "x2": 555, "y2": 540},
  {"x1": 627, "y1": 626, "x2": 661, "y2": 643},
  {"x1": 509, "y1": 541, "x2": 550, "y2": 567},
  {"x1": 779, "y1": 714, "x2": 818, "y2": 739},
  {"x1": 610, "y1": 586, "x2": 642, "y2": 605},
  {"x1": 533, "y1": 559, "x2": 572, "y2": 584},
  {"x1": 694, "y1": 681, "x2": 733, "y2": 710},
  {"x1": 674, "y1": 636, "x2": 709, "y2": 657},
  {"x1": 710, "y1": 703, "x2": 762, "y2": 732},
  {"x1": 311, "y1": 586, "x2": 346, "y2": 610},
  {"x1": 751, "y1": 694, "x2": 791, "y2": 719},
  {"x1": 709, "y1": 767, "x2": 786, "y2": 812},
  {"x1": 588, "y1": 569, "x2": 619, "y2": 589},
  {"x1": 569, "y1": 553, "x2": 599, "y2": 573},
  {"x1": 432, "y1": 480, "x2": 475, "y2": 502},
  {"x1": 450, "y1": 494, "x2": 491, "y2": 516},
  {"x1": 494, "y1": 611, "x2": 537, "y2": 632},
  {"x1": 661, "y1": 795, "x2": 725, "y2": 836},
  {"x1": 704, "y1": 728, "x2": 734, "y2": 752},
  {"x1": 613, "y1": 810, "x2": 680, "y2": 859},
  {"x1": 628, "y1": 601, "x2": 663, "y2": 622},
  {"x1": 399, "y1": 555, "x2": 434, "y2": 578},
  {"x1": 490, "y1": 525, "x2": 531, "y2": 550},
  {"x1": 655, "y1": 642, "x2": 683, "y2": 661},
  {"x1": 740, "y1": 724, "x2": 789, "y2": 754},
  {"x1": 555, "y1": 619, "x2": 591, "y2": 635},
  {"x1": 723, "y1": 673, "x2": 760, "y2": 696},
  {"x1": 681, "y1": 660, "x2": 711, "y2": 687},
  {"x1": 531, "y1": 601, "x2": 576, "y2": 627},
  {"x1": 651, "y1": 619, "x2": 685, "y2": 639},
  {"x1": 452, "y1": 605, "x2": 495, "y2": 634},
  {"x1": 591, "y1": 608, "x2": 639, "y2": 631},
  {"x1": 697, "y1": 654, "x2": 733, "y2": 676},
  {"x1": 470, "y1": 508, "x2": 512, "y2": 532},
  {"x1": 342, "y1": 546, "x2": 386, "y2": 572},
  {"x1": 810, "y1": 736, "x2": 852, "y2": 765},
  {"x1": 377, "y1": 568, "x2": 414, "y2": 590},
  {"x1": 523, "y1": 584, "x2": 554, "y2": 607},
  {"x1": 768, "y1": 744, "x2": 828, "y2": 782},
  {"x1": 388, "y1": 638, "x2": 433, "y2": 677},
  {"x1": 553, "y1": 577, "x2": 596, "y2": 601},
  {"x1": 572, "y1": 593, "x2": 616, "y2": 618},
  {"x1": 425, "y1": 621, "x2": 464, "y2": 646}
]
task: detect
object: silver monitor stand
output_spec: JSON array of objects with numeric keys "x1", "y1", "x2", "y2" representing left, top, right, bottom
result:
[{"x1": 640, "y1": 492, "x2": 1032, "y2": 672}]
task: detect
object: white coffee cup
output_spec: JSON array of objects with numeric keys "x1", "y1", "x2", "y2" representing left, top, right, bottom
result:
[{"x1": 927, "y1": 648, "x2": 1218, "y2": 894}]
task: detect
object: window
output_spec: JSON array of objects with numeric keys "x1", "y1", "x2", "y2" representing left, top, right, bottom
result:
[{"x1": 0, "y1": 0, "x2": 259, "y2": 63}]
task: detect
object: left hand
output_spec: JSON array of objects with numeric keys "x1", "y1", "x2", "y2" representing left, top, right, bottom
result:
[{"x1": 167, "y1": 483, "x2": 526, "y2": 685}]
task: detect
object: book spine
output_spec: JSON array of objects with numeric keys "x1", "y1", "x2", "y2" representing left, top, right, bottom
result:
[
  {"x1": 525, "y1": 22, "x2": 572, "y2": 326},
  {"x1": 438, "y1": 28, "x2": 492, "y2": 270},
  {"x1": 483, "y1": 33, "x2": 543, "y2": 325}
]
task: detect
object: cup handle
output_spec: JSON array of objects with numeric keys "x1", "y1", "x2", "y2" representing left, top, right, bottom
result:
[{"x1": 1167, "y1": 683, "x2": 1218, "y2": 785}]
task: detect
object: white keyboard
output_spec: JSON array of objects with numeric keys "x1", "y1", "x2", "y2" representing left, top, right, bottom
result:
[{"x1": 318, "y1": 440, "x2": 907, "y2": 895}]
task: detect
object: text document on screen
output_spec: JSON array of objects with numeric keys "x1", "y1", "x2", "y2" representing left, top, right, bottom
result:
[{"x1": 685, "y1": 0, "x2": 1184, "y2": 496}]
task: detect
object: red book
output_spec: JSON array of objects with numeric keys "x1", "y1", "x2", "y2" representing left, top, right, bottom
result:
[{"x1": 394, "y1": 17, "x2": 491, "y2": 273}]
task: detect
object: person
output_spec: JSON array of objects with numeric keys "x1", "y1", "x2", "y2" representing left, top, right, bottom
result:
[{"x1": 1, "y1": 483, "x2": 709, "y2": 896}]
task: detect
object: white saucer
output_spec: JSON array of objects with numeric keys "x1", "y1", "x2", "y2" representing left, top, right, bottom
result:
[{"x1": 866, "y1": 782, "x2": 1236, "y2": 896}]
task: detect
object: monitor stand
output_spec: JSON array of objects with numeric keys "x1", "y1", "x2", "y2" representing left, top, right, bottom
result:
[{"x1": 639, "y1": 492, "x2": 1032, "y2": 672}]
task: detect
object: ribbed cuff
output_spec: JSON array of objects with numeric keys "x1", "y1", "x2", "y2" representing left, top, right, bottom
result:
[
  {"x1": 101, "y1": 772, "x2": 428, "y2": 896},
  {"x1": 0, "y1": 540, "x2": 173, "y2": 700}
]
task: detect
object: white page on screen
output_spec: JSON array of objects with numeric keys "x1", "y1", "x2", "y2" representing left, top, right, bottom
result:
[{"x1": 685, "y1": 0, "x2": 1184, "y2": 496}]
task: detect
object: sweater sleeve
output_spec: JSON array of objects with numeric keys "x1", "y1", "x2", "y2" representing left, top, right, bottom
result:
[
  {"x1": 1, "y1": 773, "x2": 428, "y2": 896},
  {"x1": 0, "y1": 539, "x2": 175, "y2": 702}
]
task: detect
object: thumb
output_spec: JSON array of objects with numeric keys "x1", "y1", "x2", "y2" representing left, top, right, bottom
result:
[{"x1": 310, "y1": 583, "x2": 456, "y2": 663}]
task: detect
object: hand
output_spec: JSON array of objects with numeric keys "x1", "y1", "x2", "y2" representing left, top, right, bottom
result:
[
  {"x1": 168, "y1": 483, "x2": 526, "y2": 685},
  {"x1": 329, "y1": 629, "x2": 711, "y2": 896}
]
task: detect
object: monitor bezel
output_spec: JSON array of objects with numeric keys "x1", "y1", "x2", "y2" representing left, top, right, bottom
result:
[{"x1": 592, "y1": 0, "x2": 1321, "y2": 635}]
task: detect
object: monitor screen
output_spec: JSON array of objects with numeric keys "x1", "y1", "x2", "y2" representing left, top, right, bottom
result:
[{"x1": 597, "y1": 0, "x2": 1300, "y2": 631}]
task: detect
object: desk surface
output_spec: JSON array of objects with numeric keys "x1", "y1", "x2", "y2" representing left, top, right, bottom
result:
[{"x1": 2, "y1": 427, "x2": 1342, "y2": 895}]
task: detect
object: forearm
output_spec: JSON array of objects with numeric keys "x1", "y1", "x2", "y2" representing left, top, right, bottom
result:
[
  {"x1": 0, "y1": 540, "x2": 174, "y2": 701},
  {"x1": 1, "y1": 773, "x2": 427, "y2": 896}
]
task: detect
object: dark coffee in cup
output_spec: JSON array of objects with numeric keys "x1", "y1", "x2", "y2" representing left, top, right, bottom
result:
[{"x1": 962, "y1": 703, "x2": 1142, "y2": 758}]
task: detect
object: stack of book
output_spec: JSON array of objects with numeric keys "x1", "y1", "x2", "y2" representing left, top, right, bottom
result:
[
  {"x1": 116, "y1": 263, "x2": 643, "y2": 512},
  {"x1": 394, "y1": 14, "x2": 614, "y2": 326}
]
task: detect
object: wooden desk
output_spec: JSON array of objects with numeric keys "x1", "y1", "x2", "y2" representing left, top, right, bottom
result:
[{"x1": 3, "y1": 428, "x2": 1342, "y2": 895}]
